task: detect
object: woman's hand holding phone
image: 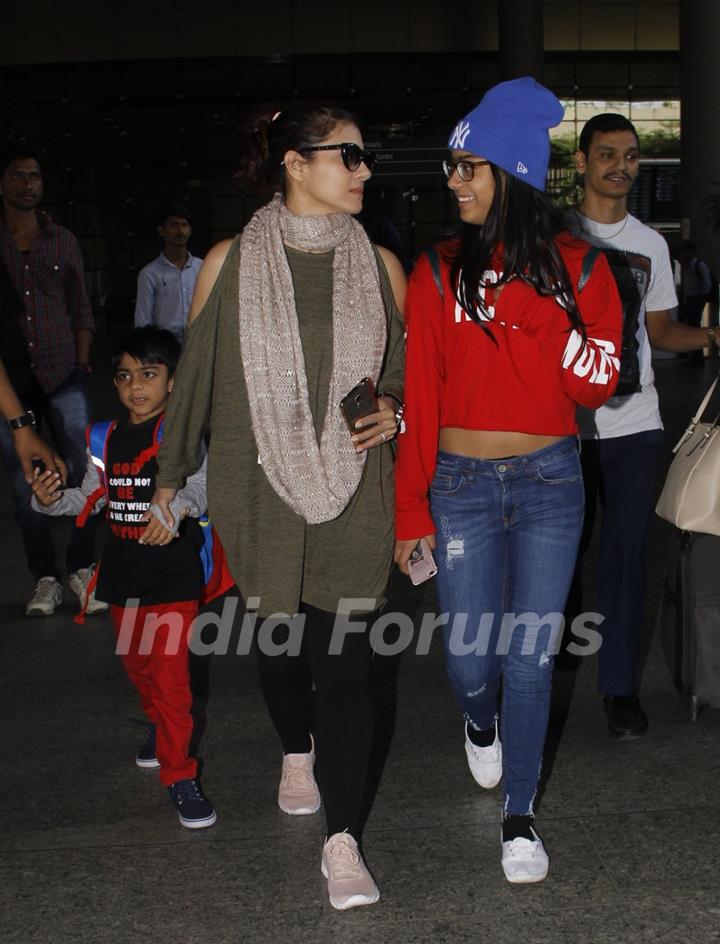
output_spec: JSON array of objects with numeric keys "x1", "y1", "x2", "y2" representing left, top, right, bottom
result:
[
  {"x1": 340, "y1": 378, "x2": 399, "y2": 453},
  {"x1": 394, "y1": 534, "x2": 437, "y2": 581},
  {"x1": 350, "y1": 397, "x2": 398, "y2": 452}
]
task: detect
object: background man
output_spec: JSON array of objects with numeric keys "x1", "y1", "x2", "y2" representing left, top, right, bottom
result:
[
  {"x1": 133, "y1": 202, "x2": 202, "y2": 342},
  {"x1": 566, "y1": 114, "x2": 718, "y2": 738},
  {"x1": 0, "y1": 143, "x2": 105, "y2": 616}
]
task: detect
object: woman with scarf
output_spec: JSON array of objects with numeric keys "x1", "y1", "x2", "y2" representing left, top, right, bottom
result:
[
  {"x1": 151, "y1": 102, "x2": 405, "y2": 911},
  {"x1": 394, "y1": 78, "x2": 622, "y2": 884}
]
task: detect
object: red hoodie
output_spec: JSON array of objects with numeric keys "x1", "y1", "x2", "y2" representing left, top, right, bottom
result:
[{"x1": 395, "y1": 234, "x2": 623, "y2": 540}]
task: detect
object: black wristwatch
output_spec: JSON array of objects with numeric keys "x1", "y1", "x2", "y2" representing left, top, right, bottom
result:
[{"x1": 7, "y1": 410, "x2": 36, "y2": 431}]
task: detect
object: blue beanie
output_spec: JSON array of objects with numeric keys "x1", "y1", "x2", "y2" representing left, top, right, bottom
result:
[{"x1": 447, "y1": 77, "x2": 564, "y2": 191}]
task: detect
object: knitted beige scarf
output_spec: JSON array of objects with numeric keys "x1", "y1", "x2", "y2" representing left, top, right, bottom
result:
[{"x1": 237, "y1": 193, "x2": 387, "y2": 523}]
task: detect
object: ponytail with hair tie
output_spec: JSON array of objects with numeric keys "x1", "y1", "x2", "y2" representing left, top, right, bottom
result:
[{"x1": 236, "y1": 100, "x2": 358, "y2": 194}]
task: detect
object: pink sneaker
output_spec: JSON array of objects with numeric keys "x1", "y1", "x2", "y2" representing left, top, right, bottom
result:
[
  {"x1": 277, "y1": 738, "x2": 321, "y2": 815},
  {"x1": 321, "y1": 832, "x2": 380, "y2": 911}
]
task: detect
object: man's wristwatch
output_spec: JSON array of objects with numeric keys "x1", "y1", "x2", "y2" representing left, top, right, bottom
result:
[
  {"x1": 707, "y1": 327, "x2": 717, "y2": 346},
  {"x1": 7, "y1": 410, "x2": 36, "y2": 432}
]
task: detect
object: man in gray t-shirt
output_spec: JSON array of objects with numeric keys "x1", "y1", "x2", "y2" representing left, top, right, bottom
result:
[{"x1": 565, "y1": 114, "x2": 717, "y2": 740}]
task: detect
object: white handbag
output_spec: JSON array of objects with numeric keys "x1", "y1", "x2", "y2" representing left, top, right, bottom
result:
[{"x1": 656, "y1": 373, "x2": 720, "y2": 536}]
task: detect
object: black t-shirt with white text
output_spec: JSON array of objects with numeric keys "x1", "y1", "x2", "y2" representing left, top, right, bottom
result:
[{"x1": 96, "y1": 415, "x2": 203, "y2": 606}]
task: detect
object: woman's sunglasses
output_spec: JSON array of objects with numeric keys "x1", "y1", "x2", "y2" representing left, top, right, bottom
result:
[
  {"x1": 442, "y1": 158, "x2": 491, "y2": 181},
  {"x1": 299, "y1": 142, "x2": 376, "y2": 173}
]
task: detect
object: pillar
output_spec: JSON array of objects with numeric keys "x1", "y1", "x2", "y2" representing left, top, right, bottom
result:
[
  {"x1": 680, "y1": 0, "x2": 720, "y2": 275},
  {"x1": 497, "y1": 0, "x2": 545, "y2": 82}
]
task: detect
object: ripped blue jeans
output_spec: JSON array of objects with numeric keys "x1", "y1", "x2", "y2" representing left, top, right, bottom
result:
[{"x1": 430, "y1": 439, "x2": 584, "y2": 816}]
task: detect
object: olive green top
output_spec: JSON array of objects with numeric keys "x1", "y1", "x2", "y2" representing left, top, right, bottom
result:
[{"x1": 156, "y1": 236, "x2": 405, "y2": 617}]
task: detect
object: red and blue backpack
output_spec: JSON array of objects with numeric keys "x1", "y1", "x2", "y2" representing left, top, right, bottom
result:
[{"x1": 75, "y1": 416, "x2": 234, "y2": 622}]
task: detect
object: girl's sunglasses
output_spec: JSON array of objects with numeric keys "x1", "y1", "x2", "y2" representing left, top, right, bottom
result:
[{"x1": 299, "y1": 142, "x2": 376, "y2": 172}]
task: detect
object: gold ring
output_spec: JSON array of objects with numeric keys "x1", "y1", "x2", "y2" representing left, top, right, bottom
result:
[{"x1": 380, "y1": 431, "x2": 387, "y2": 443}]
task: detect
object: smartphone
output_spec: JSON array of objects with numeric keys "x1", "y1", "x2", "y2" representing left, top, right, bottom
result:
[
  {"x1": 407, "y1": 538, "x2": 438, "y2": 586},
  {"x1": 340, "y1": 377, "x2": 379, "y2": 431}
]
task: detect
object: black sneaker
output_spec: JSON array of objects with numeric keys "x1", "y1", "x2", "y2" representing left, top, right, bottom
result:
[
  {"x1": 167, "y1": 778, "x2": 217, "y2": 829},
  {"x1": 135, "y1": 723, "x2": 160, "y2": 769},
  {"x1": 603, "y1": 695, "x2": 648, "y2": 740}
]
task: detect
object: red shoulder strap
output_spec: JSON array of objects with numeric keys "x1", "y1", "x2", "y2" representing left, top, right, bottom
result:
[
  {"x1": 73, "y1": 563, "x2": 101, "y2": 625},
  {"x1": 130, "y1": 414, "x2": 165, "y2": 470},
  {"x1": 76, "y1": 485, "x2": 106, "y2": 528}
]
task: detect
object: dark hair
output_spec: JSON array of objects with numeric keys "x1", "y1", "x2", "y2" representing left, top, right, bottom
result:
[
  {"x1": 578, "y1": 113, "x2": 639, "y2": 156},
  {"x1": 0, "y1": 143, "x2": 40, "y2": 176},
  {"x1": 448, "y1": 165, "x2": 586, "y2": 340},
  {"x1": 236, "y1": 101, "x2": 358, "y2": 192},
  {"x1": 157, "y1": 201, "x2": 192, "y2": 227},
  {"x1": 111, "y1": 326, "x2": 182, "y2": 376}
]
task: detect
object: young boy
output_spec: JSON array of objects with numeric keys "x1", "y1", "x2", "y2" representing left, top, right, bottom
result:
[{"x1": 32, "y1": 326, "x2": 217, "y2": 829}]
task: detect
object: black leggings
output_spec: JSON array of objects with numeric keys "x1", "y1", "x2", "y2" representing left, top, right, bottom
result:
[{"x1": 255, "y1": 602, "x2": 375, "y2": 837}]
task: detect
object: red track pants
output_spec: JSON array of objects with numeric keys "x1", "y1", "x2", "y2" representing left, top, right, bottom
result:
[{"x1": 111, "y1": 601, "x2": 198, "y2": 787}]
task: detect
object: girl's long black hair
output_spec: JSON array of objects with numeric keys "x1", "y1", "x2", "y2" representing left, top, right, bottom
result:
[{"x1": 448, "y1": 164, "x2": 587, "y2": 340}]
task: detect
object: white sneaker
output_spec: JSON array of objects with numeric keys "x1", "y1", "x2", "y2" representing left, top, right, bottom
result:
[
  {"x1": 68, "y1": 566, "x2": 108, "y2": 615},
  {"x1": 321, "y1": 832, "x2": 380, "y2": 911},
  {"x1": 277, "y1": 737, "x2": 321, "y2": 815},
  {"x1": 464, "y1": 721, "x2": 502, "y2": 789},
  {"x1": 501, "y1": 827, "x2": 549, "y2": 884},
  {"x1": 26, "y1": 577, "x2": 63, "y2": 616}
]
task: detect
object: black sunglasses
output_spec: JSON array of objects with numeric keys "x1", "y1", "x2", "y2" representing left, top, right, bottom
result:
[{"x1": 299, "y1": 142, "x2": 376, "y2": 173}]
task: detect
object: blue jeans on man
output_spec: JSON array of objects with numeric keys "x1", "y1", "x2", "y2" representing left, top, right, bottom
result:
[
  {"x1": 0, "y1": 369, "x2": 98, "y2": 580},
  {"x1": 430, "y1": 438, "x2": 584, "y2": 816}
]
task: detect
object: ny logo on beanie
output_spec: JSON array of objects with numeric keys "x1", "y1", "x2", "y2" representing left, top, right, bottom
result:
[
  {"x1": 449, "y1": 120, "x2": 471, "y2": 149},
  {"x1": 446, "y1": 77, "x2": 564, "y2": 192}
]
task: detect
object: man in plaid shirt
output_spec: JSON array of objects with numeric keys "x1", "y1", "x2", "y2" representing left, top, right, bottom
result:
[{"x1": 0, "y1": 143, "x2": 106, "y2": 617}]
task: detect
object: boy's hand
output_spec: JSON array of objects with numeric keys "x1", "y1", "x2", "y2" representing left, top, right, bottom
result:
[
  {"x1": 149, "y1": 487, "x2": 178, "y2": 530},
  {"x1": 15, "y1": 427, "x2": 67, "y2": 485},
  {"x1": 140, "y1": 500, "x2": 189, "y2": 545},
  {"x1": 31, "y1": 468, "x2": 64, "y2": 506},
  {"x1": 139, "y1": 515, "x2": 176, "y2": 546}
]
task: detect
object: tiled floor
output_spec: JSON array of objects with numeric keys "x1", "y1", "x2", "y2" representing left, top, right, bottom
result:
[{"x1": 2, "y1": 359, "x2": 719, "y2": 944}]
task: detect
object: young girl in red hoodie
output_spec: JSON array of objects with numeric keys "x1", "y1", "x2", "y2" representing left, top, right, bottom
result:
[{"x1": 394, "y1": 78, "x2": 622, "y2": 884}]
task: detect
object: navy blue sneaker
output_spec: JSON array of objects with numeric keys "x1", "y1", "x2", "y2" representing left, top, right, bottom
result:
[
  {"x1": 167, "y1": 778, "x2": 217, "y2": 829},
  {"x1": 135, "y1": 723, "x2": 160, "y2": 769}
]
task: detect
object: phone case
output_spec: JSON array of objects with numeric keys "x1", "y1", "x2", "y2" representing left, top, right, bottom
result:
[
  {"x1": 408, "y1": 538, "x2": 438, "y2": 585},
  {"x1": 340, "y1": 377, "x2": 379, "y2": 431}
]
